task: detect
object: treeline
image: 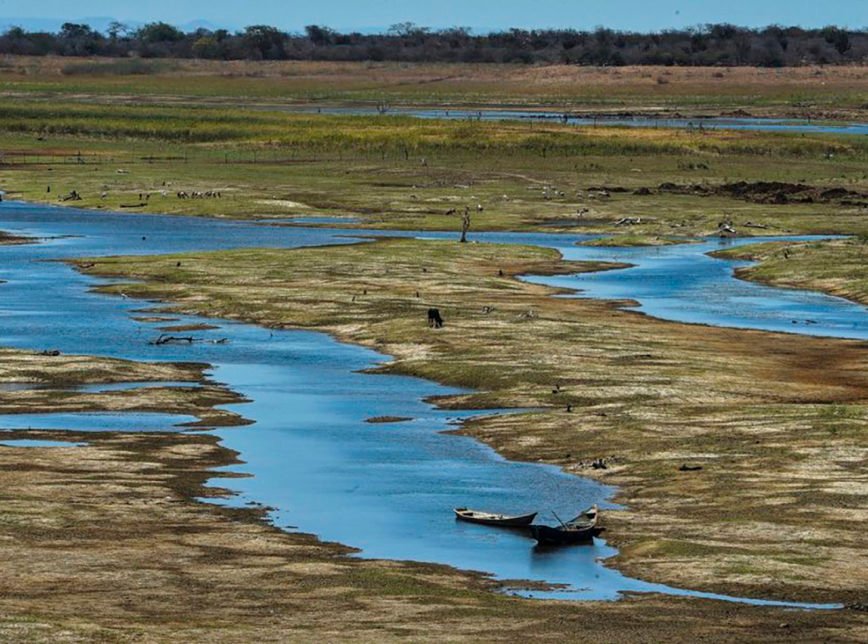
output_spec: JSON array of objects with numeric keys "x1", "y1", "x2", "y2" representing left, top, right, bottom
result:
[{"x1": 1, "y1": 21, "x2": 866, "y2": 66}]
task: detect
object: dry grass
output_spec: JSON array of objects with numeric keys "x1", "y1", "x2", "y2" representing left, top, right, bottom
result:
[
  {"x1": 0, "y1": 348, "x2": 244, "y2": 426},
  {"x1": 2, "y1": 347, "x2": 865, "y2": 641},
  {"x1": 0, "y1": 348, "x2": 202, "y2": 386},
  {"x1": 75, "y1": 238, "x2": 868, "y2": 605},
  {"x1": 1, "y1": 56, "x2": 866, "y2": 115}
]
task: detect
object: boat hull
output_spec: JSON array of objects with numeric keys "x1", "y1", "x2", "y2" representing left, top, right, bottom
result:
[
  {"x1": 454, "y1": 508, "x2": 537, "y2": 527},
  {"x1": 529, "y1": 505, "x2": 601, "y2": 545},
  {"x1": 529, "y1": 524, "x2": 599, "y2": 545}
]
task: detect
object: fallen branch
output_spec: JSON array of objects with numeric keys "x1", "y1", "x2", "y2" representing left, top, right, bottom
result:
[
  {"x1": 151, "y1": 334, "x2": 229, "y2": 346},
  {"x1": 152, "y1": 334, "x2": 194, "y2": 345}
]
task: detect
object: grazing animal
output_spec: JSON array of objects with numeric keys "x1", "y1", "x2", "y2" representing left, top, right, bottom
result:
[{"x1": 427, "y1": 308, "x2": 444, "y2": 329}]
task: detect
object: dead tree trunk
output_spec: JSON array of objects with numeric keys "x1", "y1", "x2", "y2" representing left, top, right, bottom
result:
[{"x1": 459, "y1": 207, "x2": 471, "y2": 243}]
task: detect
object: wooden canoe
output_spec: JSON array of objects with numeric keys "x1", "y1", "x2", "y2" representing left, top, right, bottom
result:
[
  {"x1": 454, "y1": 507, "x2": 538, "y2": 527},
  {"x1": 529, "y1": 505, "x2": 602, "y2": 545}
]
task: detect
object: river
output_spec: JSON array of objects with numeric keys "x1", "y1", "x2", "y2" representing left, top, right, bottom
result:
[{"x1": 0, "y1": 201, "x2": 862, "y2": 606}]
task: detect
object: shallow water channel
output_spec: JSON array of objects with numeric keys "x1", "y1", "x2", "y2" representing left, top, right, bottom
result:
[
  {"x1": 0, "y1": 201, "x2": 862, "y2": 606},
  {"x1": 282, "y1": 106, "x2": 868, "y2": 136}
]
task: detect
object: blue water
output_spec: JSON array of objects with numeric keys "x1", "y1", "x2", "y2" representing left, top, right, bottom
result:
[
  {"x1": 0, "y1": 200, "x2": 860, "y2": 607},
  {"x1": 287, "y1": 106, "x2": 868, "y2": 136},
  {"x1": 0, "y1": 411, "x2": 199, "y2": 431},
  {"x1": 522, "y1": 236, "x2": 868, "y2": 340}
]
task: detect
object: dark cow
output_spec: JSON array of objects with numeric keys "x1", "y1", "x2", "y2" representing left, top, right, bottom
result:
[{"x1": 427, "y1": 308, "x2": 444, "y2": 329}]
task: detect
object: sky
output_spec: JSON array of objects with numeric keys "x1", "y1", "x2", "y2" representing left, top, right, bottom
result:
[{"x1": 0, "y1": 0, "x2": 864, "y2": 32}]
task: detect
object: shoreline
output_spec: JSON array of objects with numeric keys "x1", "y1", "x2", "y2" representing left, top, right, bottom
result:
[
  {"x1": 0, "y1": 209, "x2": 865, "y2": 639},
  {"x1": 71, "y1": 236, "x2": 868, "y2": 606},
  {"x1": 710, "y1": 240, "x2": 868, "y2": 308},
  {"x1": 4, "y1": 425, "x2": 864, "y2": 641}
]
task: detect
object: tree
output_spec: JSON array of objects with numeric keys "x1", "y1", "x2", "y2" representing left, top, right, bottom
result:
[
  {"x1": 0, "y1": 22, "x2": 864, "y2": 66},
  {"x1": 60, "y1": 23, "x2": 94, "y2": 40},
  {"x1": 107, "y1": 21, "x2": 129, "y2": 41},
  {"x1": 59, "y1": 23, "x2": 103, "y2": 55},
  {"x1": 192, "y1": 36, "x2": 221, "y2": 59},
  {"x1": 137, "y1": 22, "x2": 185, "y2": 44},
  {"x1": 388, "y1": 22, "x2": 425, "y2": 37},
  {"x1": 241, "y1": 25, "x2": 286, "y2": 59},
  {"x1": 823, "y1": 26, "x2": 851, "y2": 55},
  {"x1": 305, "y1": 25, "x2": 335, "y2": 46}
]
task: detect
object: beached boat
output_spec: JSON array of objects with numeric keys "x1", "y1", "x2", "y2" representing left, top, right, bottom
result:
[
  {"x1": 453, "y1": 507, "x2": 538, "y2": 527},
  {"x1": 529, "y1": 505, "x2": 601, "y2": 545}
]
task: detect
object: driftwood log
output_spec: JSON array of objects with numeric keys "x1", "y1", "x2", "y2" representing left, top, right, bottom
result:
[{"x1": 151, "y1": 334, "x2": 229, "y2": 346}]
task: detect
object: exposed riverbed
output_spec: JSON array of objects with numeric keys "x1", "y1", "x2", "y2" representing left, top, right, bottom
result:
[{"x1": 0, "y1": 201, "x2": 862, "y2": 605}]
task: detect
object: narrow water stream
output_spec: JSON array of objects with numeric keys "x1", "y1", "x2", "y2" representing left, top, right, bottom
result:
[
  {"x1": 0, "y1": 201, "x2": 861, "y2": 606},
  {"x1": 275, "y1": 106, "x2": 868, "y2": 135}
]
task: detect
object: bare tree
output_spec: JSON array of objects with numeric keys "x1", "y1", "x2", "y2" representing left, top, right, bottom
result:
[{"x1": 459, "y1": 206, "x2": 471, "y2": 243}]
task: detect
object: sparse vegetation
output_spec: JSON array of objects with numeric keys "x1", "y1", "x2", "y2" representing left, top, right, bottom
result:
[
  {"x1": 0, "y1": 97, "x2": 866, "y2": 241},
  {"x1": 0, "y1": 51, "x2": 866, "y2": 642},
  {"x1": 74, "y1": 238, "x2": 868, "y2": 604},
  {"x1": 1, "y1": 57, "x2": 866, "y2": 116}
]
